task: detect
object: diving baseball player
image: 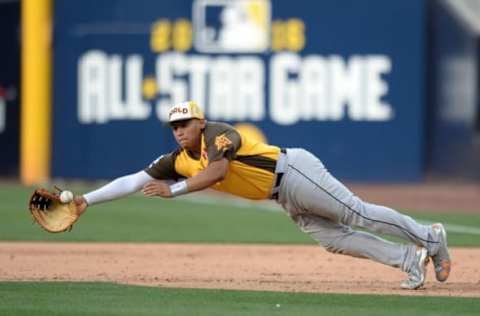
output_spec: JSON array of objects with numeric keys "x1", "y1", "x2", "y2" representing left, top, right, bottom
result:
[{"x1": 73, "y1": 101, "x2": 451, "y2": 290}]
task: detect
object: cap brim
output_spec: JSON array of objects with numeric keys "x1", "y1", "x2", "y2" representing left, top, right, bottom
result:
[{"x1": 166, "y1": 118, "x2": 196, "y2": 127}]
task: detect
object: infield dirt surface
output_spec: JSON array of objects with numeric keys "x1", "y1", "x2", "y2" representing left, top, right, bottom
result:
[{"x1": 1, "y1": 242, "x2": 479, "y2": 297}]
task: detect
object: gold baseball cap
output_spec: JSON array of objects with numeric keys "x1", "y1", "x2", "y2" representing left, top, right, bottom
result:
[{"x1": 167, "y1": 101, "x2": 205, "y2": 123}]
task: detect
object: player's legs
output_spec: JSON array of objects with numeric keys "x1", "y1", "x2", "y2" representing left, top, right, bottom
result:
[
  {"x1": 342, "y1": 197, "x2": 437, "y2": 252},
  {"x1": 292, "y1": 213, "x2": 418, "y2": 272},
  {"x1": 277, "y1": 148, "x2": 439, "y2": 255}
]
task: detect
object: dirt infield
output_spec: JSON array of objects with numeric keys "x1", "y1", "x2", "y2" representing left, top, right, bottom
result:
[{"x1": 1, "y1": 242, "x2": 479, "y2": 297}]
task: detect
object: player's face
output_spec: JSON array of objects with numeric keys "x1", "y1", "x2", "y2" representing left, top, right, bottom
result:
[{"x1": 171, "y1": 119, "x2": 205, "y2": 151}]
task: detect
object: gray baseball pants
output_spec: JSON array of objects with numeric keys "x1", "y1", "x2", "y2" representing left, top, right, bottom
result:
[{"x1": 273, "y1": 148, "x2": 439, "y2": 273}]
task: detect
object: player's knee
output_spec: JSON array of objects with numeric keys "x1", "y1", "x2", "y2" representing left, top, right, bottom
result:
[
  {"x1": 325, "y1": 242, "x2": 355, "y2": 256},
  {"x1": 340, "y1": 196, "x2": 366, "y2": 226},
  {"x1": 320, "y1": 234, "x2": 354, "y2": 255},
  {"x1": 325, "y1": 244, "x2": 341, "y2": 254},
  {"x1": 319, "y1": 238, "x2": 342, "y2": 254}
]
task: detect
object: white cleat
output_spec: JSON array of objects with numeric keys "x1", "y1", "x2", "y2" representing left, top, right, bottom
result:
[
  {"x1": 431, "y1": 223, "x2": 451, "y2": 282},
  {"x1": 401, "y1": 247, "x2": 429, "y2": 290}
]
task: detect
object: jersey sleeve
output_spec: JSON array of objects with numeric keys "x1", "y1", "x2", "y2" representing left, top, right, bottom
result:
[
  {"x1": 204, "y1": 122, "x2": 242, "y2": 162},
  {"x1": 144, "y1": 149, "x2": 182, "y2": 180}
]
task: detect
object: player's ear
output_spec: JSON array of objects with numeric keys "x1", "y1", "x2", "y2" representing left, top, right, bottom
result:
[{"x1": 199, "y1": 119, "x2": 206, "y2": 129}]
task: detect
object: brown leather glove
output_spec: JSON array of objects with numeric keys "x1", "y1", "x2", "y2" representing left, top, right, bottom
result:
[{"x1": 28, "y1": 188, "x2": 80, "y2": 233}]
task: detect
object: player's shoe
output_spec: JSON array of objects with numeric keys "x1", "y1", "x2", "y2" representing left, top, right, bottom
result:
[
  {"x1": 431, "y1": 223, "x2": 451, "y2": 282},
  {"x1": 401, "y1": 247, "x2": 429, "y2": 290}
]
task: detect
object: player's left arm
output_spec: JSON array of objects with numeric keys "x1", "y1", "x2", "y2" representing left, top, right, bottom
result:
[
  {"x1": 142, "y1": 124, "x2": 240, "y2": 198},
  {"x1": 186, "y1": 158, "x2": 229, "y2": 189},
  {"x1": 142, "y1": 158, "x2": 228, "y2": 198}
]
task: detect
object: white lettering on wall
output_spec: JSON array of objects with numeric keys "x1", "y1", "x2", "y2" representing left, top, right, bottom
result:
[
  {"x1": 77, "y1": 50, "x2": 392, "y2": 125},
  {"x1": 78, "y1": 50, "x2": 150, "y2": 124},
  {"x1": 300, "y1": 56, "x2": 328, "y2": 120},
  {"x1": 78, "y1": 51, "x2": 108, "y2": 123},
  {"x1": 329, "y1": 55, "x2": 363, "y2": 120},
  {"x1": 208, "y1": 57, "x2": 264, "y2": 121},
  {"x1": 236, "y1": 57, "x2": 264, "y2": 121},
  {"x1": 189, "y1": 56, "x2": 210, "y2": 113},
  {"x1": 156, "y1": 53, "x2": 265, "y2": 122},
  {"x1": 270, "y1": 52, "x2": 301, "y2": 125},
  {"x1": 209, "y1": 57, "x2": 235, "y2": 120},
  {"x1": 155, "y1": 52, "x2": 189, "y2": 121},
  {"x1": 365, "y1": 55, "x2": 392, "y2": 120},
  {"x1": 270, "y1": 52, "x2": 393, "y2": 125}
]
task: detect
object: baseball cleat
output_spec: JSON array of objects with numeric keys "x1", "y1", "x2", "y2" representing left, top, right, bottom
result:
[
  {"x1": 431, "y1": 223, "x2": 451, "y2": 282},
  {"x1": 401, "y1": 247, "x2": 429, "y2": 290}
]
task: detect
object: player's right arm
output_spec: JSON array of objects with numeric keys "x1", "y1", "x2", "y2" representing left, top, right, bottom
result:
[
  {"x1": 75, "y1": 151, "x2": 181, "y2": 214},
  {"x1": 74, "y1": 170, "x2": 155, "y2": 215}
]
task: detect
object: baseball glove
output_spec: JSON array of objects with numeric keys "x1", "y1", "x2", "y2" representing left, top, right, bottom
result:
[{"x1": 28, "y1": 188, "x2": 80, "y2": 233}]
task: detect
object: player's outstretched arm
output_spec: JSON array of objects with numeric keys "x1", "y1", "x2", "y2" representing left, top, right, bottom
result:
[{"x1": 78, "y1": 170, "x2": 154, "y2": 213}]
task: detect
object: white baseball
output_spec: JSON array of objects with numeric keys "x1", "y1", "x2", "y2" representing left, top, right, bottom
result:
[{"x1": 60, "y1": 190, "x2": 74, "y2": 203}]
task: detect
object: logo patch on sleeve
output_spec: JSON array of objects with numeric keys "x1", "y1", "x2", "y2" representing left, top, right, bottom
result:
[{"x1": 215, "y1": 134, "x2": 232, "y2": 151}]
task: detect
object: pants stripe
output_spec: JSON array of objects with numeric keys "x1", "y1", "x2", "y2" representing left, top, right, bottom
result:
[{"x1": 287, "y1": 164, "x2": 438, "y2": 245}]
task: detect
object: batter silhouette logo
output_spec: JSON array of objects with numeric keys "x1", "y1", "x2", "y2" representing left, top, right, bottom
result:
[{"x1": 193, "y1": 0, "x2": 270, "y2": 53}]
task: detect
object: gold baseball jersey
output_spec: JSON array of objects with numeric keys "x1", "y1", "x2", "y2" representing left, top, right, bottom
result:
[{"x1": 145, "y1": 122, "x2": 281, "y2": 200}]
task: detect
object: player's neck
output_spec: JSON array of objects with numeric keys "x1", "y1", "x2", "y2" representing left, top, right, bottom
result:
[
  {"x1": 186, "y1": 142, "x2": 202, "y2": 160},
  {"x1": 187, "y1": 149, "x2": 200, "y2": 160}
]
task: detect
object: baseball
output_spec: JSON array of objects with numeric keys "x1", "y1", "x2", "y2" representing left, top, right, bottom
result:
[{"x1": 60, "y1": 190, "x2": 74, "y2": 203}]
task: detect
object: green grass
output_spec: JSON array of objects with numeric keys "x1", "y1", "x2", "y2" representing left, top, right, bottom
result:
[
  {"x1": 0, "y1": 282, "x2": 478, "y2": 316},
  {"x1": 2, "y1": 184, "x2": 479, "y2": 314},
  {"x1": 1, "y1": 183, "x2": 311, "y2": 243},
  {"x1": 1, "y1": 183, "x2": 480, "y2": 245}
]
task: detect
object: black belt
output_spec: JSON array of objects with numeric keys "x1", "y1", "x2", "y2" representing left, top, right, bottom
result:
[
  {"x1": 271, "y1": 148, "x2": 287, "y2": 200},
  {"x1": 274, "y1": 172, "x2": 284, "y2": 189}
]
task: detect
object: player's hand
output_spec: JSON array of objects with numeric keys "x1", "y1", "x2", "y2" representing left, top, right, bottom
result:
[
  {"x1": 142, "y1": 180, "x2": 173, "y2": 198},
  {"x1": 74, "y1": 195, "x2": 88, "y2": 216}
]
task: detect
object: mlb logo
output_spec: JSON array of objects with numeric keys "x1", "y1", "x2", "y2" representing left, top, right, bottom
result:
[{"x1": 193, "y1": 0, "x2": 271, "y2": 53}]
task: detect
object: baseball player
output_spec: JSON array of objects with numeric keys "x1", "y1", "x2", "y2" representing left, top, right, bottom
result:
[{"x1": 73, "y1": 101, "x2": 451, "y2": 290}]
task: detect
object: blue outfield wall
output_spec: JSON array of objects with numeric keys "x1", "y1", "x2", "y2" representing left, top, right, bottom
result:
[
  {"x1": 427, "y1": 1, "x2": 480, "y2": 179},
  {"x1": 52, "y1": 0, "x2": 426, "y2": 181},
  {"x1": 0, "y1": 1, "x2": 20, "y2": 176}
]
